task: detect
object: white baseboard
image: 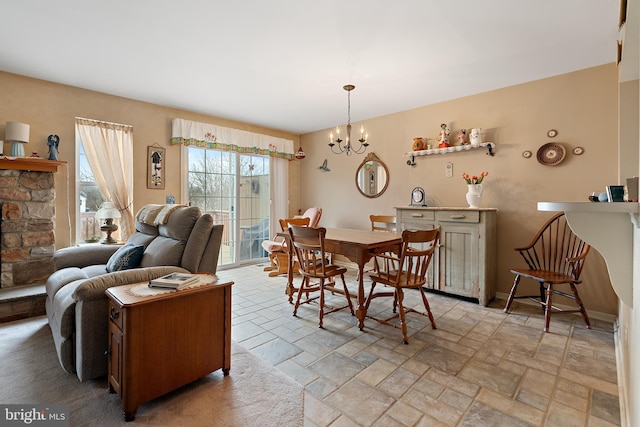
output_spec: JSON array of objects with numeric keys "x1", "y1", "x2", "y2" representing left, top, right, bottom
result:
[
  {"x1": 612, "y1": 319, "x2": 630, "y2": 427},
  {"x1": 495, "y1": 291, "x2": 617, "y2": 324}
]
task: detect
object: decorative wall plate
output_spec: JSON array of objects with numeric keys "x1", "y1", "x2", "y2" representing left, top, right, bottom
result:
[
  {"x1": 572, "y1": 146, "x2": 584, "y2": 155},
  {"x1": 522, "y1": 150, "x2": 532, "y2": 158},
  {"x1": 547, "y1": 129, "x2": 558, "y2": 138},
  {"x1": 537, "y1": 142, "x2": 566, "y2": 166}
]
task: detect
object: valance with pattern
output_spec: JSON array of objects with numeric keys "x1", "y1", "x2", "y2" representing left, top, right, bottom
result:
[{"x1": 171, "y1": 118, "x2": 294, "y2": 159}]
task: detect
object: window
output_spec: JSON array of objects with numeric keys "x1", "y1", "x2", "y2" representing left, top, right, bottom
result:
[
  {"x1": 75, "y1": 118, "x2": 134, "y2": 244},
  {"x1": 187, "y1": 146, "x2": 270, "y2": 267},
  {"x1": 77, "y1": 143, "x2": 105, "y2": 243}
]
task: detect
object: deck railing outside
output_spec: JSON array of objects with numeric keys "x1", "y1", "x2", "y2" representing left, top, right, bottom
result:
[{"x1": 79, "y1": 212, "x2": 101, "y2": 243}]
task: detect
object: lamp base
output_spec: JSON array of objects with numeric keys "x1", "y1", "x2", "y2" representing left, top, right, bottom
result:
[
  {"x1": 100, "y1": 223, "x2": 119, "y2": 244},
  {"x1": 10, "y1": 142, "x2": 25, "y2": 157},
  {"x1": 101, "y1": 234, "x2": 119, "y2": 245}
]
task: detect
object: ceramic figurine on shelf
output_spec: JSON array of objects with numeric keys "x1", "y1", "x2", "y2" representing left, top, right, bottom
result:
[
  {"x1": 412, "y1": 137, "x2": 425, "y2": 151},
  {"x1": 458, "y1": 129, "x2": 467, "y2": 145},
  {"x1": 469, "y1": 128, "x2": 483, "y2": 145},
  {"x1": 437, "y1": 123, "x2": 450, "y2": 148},
  {"x1": 47, "y1": 135, "x2": 60, "y2": 161}
]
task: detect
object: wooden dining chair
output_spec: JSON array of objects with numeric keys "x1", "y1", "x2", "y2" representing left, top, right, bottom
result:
[
  {"x1": 503, "y1": 212, "x2": 591, "y2": 332},
  {"x1": 287, "y1": 225, "x2": 354, "y2": 328},
  {"x1": 359, "y1": 215, "x2": 398, "y2": 279},
  {"x1": 261, "y1": 217, "x2": 310, "y2": 277},
  {"x1": 370, "y1": 215, "x2": 396, "y2": 232},
  {"x1": 365, "y1": 227, "x2": 440, "y2": 344}
]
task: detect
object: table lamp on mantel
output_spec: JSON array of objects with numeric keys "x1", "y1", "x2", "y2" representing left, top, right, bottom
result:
[
  {"x1": 6, "y1": 121, "x2": 30, "y2": 158},
  {"x1": 95, "y1": 202, "x2": 122, "y2": 244}
]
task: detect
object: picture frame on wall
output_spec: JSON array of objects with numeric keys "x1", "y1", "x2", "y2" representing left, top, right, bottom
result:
[{"x1": 147, "y1": 145, "x2": 165, "y2": 189}]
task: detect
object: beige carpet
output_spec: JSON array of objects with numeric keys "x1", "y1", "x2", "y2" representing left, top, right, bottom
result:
[{"x1": 0, "y1": 316, "x2": 303, "y2": 426}]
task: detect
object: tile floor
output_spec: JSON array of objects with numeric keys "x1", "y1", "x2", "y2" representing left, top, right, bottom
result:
[{"x1": 225, "y1": 264, "x2": 621, "y2": 426}]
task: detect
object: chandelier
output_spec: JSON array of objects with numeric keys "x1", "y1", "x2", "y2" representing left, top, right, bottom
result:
[{"x1": 329, "y1": 84, "x2": 369, "y2": 156}]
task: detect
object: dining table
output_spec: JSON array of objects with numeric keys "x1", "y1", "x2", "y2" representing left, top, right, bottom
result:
[{"x1": 285, "y1": 227, "x2": 402, "y2": 330}]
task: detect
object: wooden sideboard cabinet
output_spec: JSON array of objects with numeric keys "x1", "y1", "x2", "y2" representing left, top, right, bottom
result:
[
  {"x1": 106, "y1": 276, "x2": 233, "y2": 421},
  {"x1": 395, "y1": 207, "x2": 497, "y2": 305}
]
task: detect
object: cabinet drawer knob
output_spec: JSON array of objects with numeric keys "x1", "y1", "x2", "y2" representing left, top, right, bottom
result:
[
  {"x1": 450, "y1": 215, "x2": 465, "y2": 219},
  {"x1": 110, "y1": 307, "x2": 120, "y2": 321},
  {"x1": 411, "y1": 213, "x2": 424, "y2": 218}
]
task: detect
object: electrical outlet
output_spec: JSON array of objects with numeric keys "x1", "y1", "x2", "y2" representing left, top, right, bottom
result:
[{"x1": 445, "y1": 162, "x2": 453, "y2": 178}]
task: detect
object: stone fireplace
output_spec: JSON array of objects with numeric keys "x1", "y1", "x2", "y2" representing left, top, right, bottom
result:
[{"x1": 0, "y1": 158, "x2": 64, "y2": 288}]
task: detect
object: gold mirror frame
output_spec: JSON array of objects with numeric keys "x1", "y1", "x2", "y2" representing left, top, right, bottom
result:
[{"x1": 355, "y1": 152, "x2": 389, "y2": 198}]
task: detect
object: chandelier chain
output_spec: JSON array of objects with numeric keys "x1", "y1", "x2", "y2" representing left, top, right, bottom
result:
[{"x1": 347, "y1": 89, "x2": 351, "y2": 127}]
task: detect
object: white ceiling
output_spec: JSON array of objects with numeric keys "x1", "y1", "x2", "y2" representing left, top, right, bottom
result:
[{"x1": 0, "y1": 1, "x2": 620, "y2": 134}]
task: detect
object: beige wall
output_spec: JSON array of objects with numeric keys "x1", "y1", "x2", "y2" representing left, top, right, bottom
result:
[
  {"x1": 0, "y1": 65, "x2": 619, "y2": 316},
  {"x1": 297, "y1": 64, "x2": 619, "y2": 317},
  {"x1": 620, "y1": 79, "x2": 640, "y2": 182},
  {"x1": 0, "y1": 71, "x2": 299, "y2": 249}
]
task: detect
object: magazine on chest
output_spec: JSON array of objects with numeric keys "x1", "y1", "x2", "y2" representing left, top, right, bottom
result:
[{"x1": 148, "y1": 272, "x2": 200, "y2": 289}]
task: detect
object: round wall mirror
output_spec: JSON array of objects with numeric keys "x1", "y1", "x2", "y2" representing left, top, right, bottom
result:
[{"x1": 355, "y1": 152, "x2": 389, "y2": 198}]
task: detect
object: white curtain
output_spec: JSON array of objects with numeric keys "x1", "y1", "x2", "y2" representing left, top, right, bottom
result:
[
  {"x1": 75, "y1": 118, "x2": 134, "y2": 239},
  {"x1": 270, "y1": 158, "x2": 289, "y2": 237}
]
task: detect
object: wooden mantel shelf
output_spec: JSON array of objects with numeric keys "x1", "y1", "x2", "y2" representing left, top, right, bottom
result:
[{"x1": 0, "y1": 156, "x2": 67, "y2": 173}]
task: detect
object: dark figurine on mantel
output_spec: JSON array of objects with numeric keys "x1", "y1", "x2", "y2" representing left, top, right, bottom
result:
[{"x1": 48, "y1": 135, "x2": 59, "y2": 161}]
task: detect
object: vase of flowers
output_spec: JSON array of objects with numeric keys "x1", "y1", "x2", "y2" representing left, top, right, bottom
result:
[{"x1": 462, "y1": 171, "x2": 488, "y2": 208}]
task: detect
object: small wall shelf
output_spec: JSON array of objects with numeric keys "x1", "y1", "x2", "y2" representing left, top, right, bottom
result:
[{"x1": 404, "y1": 142, "x2": 495, "y2": 157}]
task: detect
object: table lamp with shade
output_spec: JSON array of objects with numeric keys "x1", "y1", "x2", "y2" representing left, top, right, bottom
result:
[
  {"x1": 95, "y1": 202, "x2": 122, "y2": 244},
  {"x1": 6, "y1": 122, "x2": 30, "y2": 158}
]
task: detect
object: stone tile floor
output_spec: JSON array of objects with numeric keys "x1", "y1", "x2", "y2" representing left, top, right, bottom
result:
[{"x1": 225, "y1": 264, "x2": 621, "y2": 426}]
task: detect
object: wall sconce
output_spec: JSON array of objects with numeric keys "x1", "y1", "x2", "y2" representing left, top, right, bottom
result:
[
  {"x1": 95, "y1": 201, "x2": 122, "y2": 244},
  {"x1": 6, "y1": 122, "x2": 30, "y2": 158}
]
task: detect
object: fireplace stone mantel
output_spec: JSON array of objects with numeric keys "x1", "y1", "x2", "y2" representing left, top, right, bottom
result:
[
  {"x1": 0, "y1": 157, "x2": 66, "y2": 173},
  {"x1": 1, "y1": 159, "x2": 65, "y2": 288}
]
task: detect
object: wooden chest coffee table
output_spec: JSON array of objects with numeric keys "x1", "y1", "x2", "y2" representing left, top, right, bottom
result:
[{"x1": 105, "y1": 274, "x2": 233, "y2": 421}]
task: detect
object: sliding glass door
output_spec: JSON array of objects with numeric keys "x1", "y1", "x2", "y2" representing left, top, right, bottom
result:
[{"x1": 187, "y1": 146, "x2": 270, "y2": 267}]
